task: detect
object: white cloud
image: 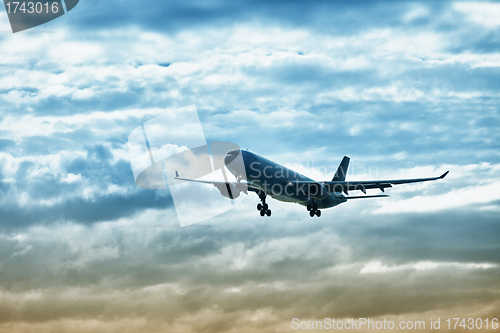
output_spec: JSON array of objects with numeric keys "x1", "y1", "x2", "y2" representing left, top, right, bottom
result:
[
  {"x1": 61, "y1": 173, "x2": 82, "y2": 183},
  {"x1": 403, "y1": 4, "x2": 430, "y2": 23},
  {"x1": 360, "y1": 260, "x2": 497, "y2": 274},
  {"x1": 454, "y1": 2, "x2": 500, "y2": 28},
  {"x1": 375, "y1": 180, "x2": 500, "y2": 214}
]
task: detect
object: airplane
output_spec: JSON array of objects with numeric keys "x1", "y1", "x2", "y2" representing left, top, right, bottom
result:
[{"x1": 175, "y1": 149, "x2": 449, "y2": 217}]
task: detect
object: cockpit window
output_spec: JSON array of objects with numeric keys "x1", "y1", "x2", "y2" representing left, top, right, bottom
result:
[{"x1": 227, "y1": 150, "x2": 240, "y2": 155}]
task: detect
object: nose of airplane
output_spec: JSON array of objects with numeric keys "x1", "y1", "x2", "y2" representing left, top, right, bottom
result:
[{"x1": 224, "y1": 150, "x2": 239, "y2": 166}]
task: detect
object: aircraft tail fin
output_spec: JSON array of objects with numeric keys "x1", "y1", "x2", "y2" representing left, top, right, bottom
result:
[{"x1": 332, "y1": 156, "x2": 350, "y2": 181}]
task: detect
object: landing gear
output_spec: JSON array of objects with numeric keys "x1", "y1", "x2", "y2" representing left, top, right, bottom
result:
[
  {"x1": 307, "y1": 200, "x2": 321, "y2": 217},
  {"x1": 256, "y1": 203, "x2": 268, "y2": 211},
  {"x1": 256, "y1": 191, "x2": 271, "y2": 217},
  {"x1": 306, "y1": 203, "x2": 318, "y2": 211}
]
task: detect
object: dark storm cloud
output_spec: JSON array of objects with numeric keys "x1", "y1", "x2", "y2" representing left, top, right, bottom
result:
[
  {"x1": 64, "y1": 0, "x2": 451, "y2": 35},
  {"x1": 0, "y1": 139, "x2": 15, "y2": 151},
  {"x1": 447, "y1": 31, "x2": 500, "y2": 54},
  {"x1": 255, "y1": 61, "x2": 379, "y2": 88},
  {"x1": 203, "y1": 99, "x2": 500, "y2": 171},
  {"x1": 37, "y1": 89, "x2": 146, "y2": 116},
  {"x1": 0, "y1": 206, "x2": 498, "y2": 331},
  {"x1": 0, "y1": 84, "x2": 148, "y2": 117},
  {"x1": 406, "y1": 65, "x2": 500, "y2": 92},
  {"x1": 0, "y1": 141, "x2": 172, "y2": 230},
  {"x1": 1, "y1": 200, "x2": 498, "y2": 290},
  {"x1": 0, "y1": 187, "x2": 171, "y2": 230},
  {"x1": 335, "y1": 209, "x2": 500, "y2": 264},
  {"x1": 17, "y1": 135, "x2": 72, "y2": 155}
]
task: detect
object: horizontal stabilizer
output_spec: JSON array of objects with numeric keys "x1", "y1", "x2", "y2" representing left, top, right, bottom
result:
[{"x1": 343, "y1": 194, "x2": 389, "y2": 199}]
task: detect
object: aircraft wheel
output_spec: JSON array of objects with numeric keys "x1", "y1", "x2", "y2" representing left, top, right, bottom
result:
[
  {"x1": 257, "y1": 203, "x2": 262, "y2": 211},
  {"x1": 313, "y1": 203, "x2": 318, "y2": 211},
  {"x1": 263, "y1": 203, "x2": 268, "y2": 211},
  {"x1": 310, "y1": 210, "x2": 315, "y2": 217},
  {"x1": 307, "y1": 204, "x2": 312, "y2": 211},
  {"x1": 260, "y1": 209, "x2": 266, "y2": 216},
  {"x1": 316, "y1": 210, "x2": 321, "y2": 217},
  {"x1": 266, "y1": 210, "x2": 271, "y2": 217}
]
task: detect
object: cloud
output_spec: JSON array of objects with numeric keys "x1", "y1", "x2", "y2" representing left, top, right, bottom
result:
[
  {"x1": 453, "y1": 2, "x2": 500, "y2": 28},
  {"x1": 374, "y1": 180, "x2": 500, "y2": 214},
  {"x1": 372, "y1": 162, "x2": 500, "y2": 213},
  {"x1": 360, "y1": 260, "x2": 497, "y2": 274},
  {"x1": 0, "y1": 142, "x2": 173, "y2": 229},
  {"x1": 1, "y1": 0, "x2": 499, "y2": 332},
  {"x1": 0, "y1": 206, "x2": 498, "y2": 331}
]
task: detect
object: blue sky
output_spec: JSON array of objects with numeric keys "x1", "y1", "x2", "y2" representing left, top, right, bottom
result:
[{"x1": 0, "y1": 1, "x2": 499, "y2": 332}]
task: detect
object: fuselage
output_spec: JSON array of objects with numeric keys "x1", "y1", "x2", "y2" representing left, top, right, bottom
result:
[{"x1": 225, "y1": 150, "x2": 345, "y2": 209}]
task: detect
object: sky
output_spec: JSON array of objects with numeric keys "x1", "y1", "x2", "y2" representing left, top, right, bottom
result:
[{"x1": 0, "y1": 0, "x2": 499, "y2": 332}]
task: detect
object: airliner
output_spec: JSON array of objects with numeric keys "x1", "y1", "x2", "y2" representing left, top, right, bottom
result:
[{"x1": 175, "y1": 150, "x2": 448, "y2": 217}]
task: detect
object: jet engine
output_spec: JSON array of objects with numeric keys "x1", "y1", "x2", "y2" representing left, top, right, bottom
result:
[
  {"x1": 214, "y1": 182, "x2": 247, "y2": 199},
  {"x1": 308, "y1": 182, "x2": 329, "y2": 200}
]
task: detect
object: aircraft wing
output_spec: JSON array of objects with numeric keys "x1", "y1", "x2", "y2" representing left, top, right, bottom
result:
[
  {"x1": 295, "y1": 171, "x2": 449, "y2": 195},
  {"x1": 174, "y1": 171, "x2": 261, "y2": 192},
  {"x1": 342, "y1": 194, "x2": 389, "y2": 199}
]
